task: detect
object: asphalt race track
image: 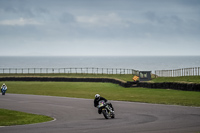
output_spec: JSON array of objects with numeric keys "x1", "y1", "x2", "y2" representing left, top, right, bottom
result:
[{"x1": 1, "y1": 94, "x2": 200, "y2": 133}]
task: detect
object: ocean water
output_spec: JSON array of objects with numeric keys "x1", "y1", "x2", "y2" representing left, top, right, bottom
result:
[{"x1": 0, "y1": 56, "x2": 200, "y2": 73}]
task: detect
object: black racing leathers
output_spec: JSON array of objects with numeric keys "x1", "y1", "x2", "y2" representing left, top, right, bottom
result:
[
  {"x1": 94, "y1": 97, "x2": 107, "y2": 114},
  {"x1": 94, "y1": 97, "x2": 114, "y2": 114},
  {"x1": 94, "y1": 97, "x2": 107, "y2": 107}
]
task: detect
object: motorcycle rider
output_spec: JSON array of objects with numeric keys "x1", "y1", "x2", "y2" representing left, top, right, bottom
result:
[
  {"x1": 1, "y1": 83, "x2": 7, "y2": 95},
  {"x1": 94, "y1": 94, "x2": 114, "y2": 114}
]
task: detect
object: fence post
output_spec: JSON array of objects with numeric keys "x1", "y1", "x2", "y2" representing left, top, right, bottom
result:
[
  {"x1": 186, "y1": 68, "x2": 187, "y2": 76},
  {"x1": 193, "y1": 68, "x2": 194, "y2": 76},
  {"x1": 195, "y1": 67, "x2": 197, "y2": 76},
  {"x1": 174, "y1": 69, "x2": 175, "y2": 77},
  {"x1": 181, "y1": 68, "x2": 183, "y2": 76},
  {"x1": 180, "y1": 69, "x2": 182, "y2": 76}
]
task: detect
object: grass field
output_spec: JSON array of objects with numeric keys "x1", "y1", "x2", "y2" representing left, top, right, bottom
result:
[
  {"x1": 0, "y1": 108, "x2": 53, "y2": 126},
  {"x1": 3, "y1": 81, "x2": 200, "y2": 107}
]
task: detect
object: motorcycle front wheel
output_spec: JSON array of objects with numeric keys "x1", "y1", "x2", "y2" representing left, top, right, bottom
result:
[
  {"x1": 102, "y1": 110, "x2": 109, "y2": 119},
  {"x1": 111, "y1": 113, "x2": 115, "y2": 118}
]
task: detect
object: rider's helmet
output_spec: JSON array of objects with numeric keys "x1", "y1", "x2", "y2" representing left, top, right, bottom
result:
[
  {"x1": 3, "y1": 83, "x2": 5, "y2": 86},
  {"x1": 95, "y1": 94, "x2": 100, "y2": 99}
]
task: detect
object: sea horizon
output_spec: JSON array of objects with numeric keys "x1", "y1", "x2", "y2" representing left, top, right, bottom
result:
[{"x1": 0, "y1": 56, "x2": 200, "y2": 72}]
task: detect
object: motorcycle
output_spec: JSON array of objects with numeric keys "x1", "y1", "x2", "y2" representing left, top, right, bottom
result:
[
  {"x1": 1, "y1": 86, "x2": 7, "y2": 95},
  {"x1": 98, "y1": 100, "x2": 115, "y2": 119}
]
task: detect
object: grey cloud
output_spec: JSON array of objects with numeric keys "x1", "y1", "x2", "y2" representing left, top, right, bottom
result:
[
  {"x1": 144, "y1": 11, "x2": 157, "y2": 22},
  {"x1": 0, "y1": 0, "x2": 200, "y2": 56},
  {"x1": 59, "y1": 12, "x2": 75, "y2": 24},
  {"x1": 177, "y1": 0, "x2": 200, "y2": 6},
  {"x1": 142, "y1": 11, "x2": 200, "y2": 37},
  {"x1": 144, "y1": 11, "x2": 183, "y2": 25},
  {"x1": 4, "y1": 6, "x2": 18, "y2": 13},
  {"x1": 0, "y1": 1, "x2": 50, "y2": 19},
  {"x1": 0, "y1": 2, "x2": 34, "y2": 18}
]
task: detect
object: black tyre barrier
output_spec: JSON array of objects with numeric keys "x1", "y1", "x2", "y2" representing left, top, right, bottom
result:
[{"x1": 137, "y1": 82, "x2": 200, "y2": 91}]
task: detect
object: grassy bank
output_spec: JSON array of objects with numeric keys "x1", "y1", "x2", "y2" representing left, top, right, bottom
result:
[
  {"x1": 1, "y1": 74, "x2": 200, "y2": 83},
  {"x1": 152, "y1": 76, "x2": 200, "y2": 83},
  {"x1": 4, "y1": 81, "x2": 200, "y2": 107},
  {"x1": 0, "y1": 108, "x2": 53, "y2": 126}
]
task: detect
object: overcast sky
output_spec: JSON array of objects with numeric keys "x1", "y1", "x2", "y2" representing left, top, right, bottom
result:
[{"x1": 0, "y1": 0, "x2": 200, "y2": 56}]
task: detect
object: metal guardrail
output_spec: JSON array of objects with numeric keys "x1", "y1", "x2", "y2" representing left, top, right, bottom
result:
[
  {"x1": 155, "y1": 67, "x2": 200, "y2": 77},
  {"x1": 0, "y1": 67, "x2": 139, "y2": 75}
]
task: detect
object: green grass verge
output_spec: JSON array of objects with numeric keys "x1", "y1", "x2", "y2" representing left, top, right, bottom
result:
[
  {"x1": 0, "y1": 108, "x2": 53, "y2": 126},
  {"x1": 152, "y1": 76, "x2": 200, "y2": 83},
  {"x1": 4, "y1": 81, "x2": 200, "y2": 107}
]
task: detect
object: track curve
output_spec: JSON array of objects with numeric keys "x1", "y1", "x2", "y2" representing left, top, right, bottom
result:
[{"x1": 1, "y1": 94, "x2": 200, "y2": 133}]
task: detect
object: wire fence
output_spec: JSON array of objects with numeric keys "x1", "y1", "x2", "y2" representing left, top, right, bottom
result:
[
  {"x1": 155, "y1": 67, "x2": 200, "y2": 77},
  {"x1": 0, "y1": 67, "x2": 139, "y2": 75}
]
